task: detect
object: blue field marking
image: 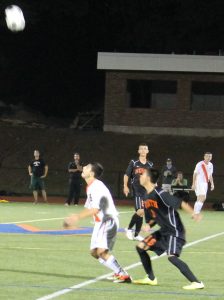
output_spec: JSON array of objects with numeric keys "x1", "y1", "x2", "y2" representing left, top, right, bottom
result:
[{"x1": 0, "y1": 224, "x2": 125, "y2": 235}]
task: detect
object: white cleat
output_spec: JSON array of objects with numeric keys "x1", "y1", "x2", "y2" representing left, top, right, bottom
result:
[
  {"x1": 133, "y1": 235, "x2": 144, "y2": 241},
  {"x1": 183, "y1": 281, "x2": 205, "y2": 290},
  {"x1": 125, "y1": 228, "x2": 134, "y2": 240}
]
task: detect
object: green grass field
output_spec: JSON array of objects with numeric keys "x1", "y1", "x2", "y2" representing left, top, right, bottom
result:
[{"x1": 0, "y1": 202, "x2": 223, "y2": 300}]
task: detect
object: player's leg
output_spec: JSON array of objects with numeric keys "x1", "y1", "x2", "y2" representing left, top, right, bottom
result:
[
  {"x1": 74, "y1": 182, "x2": 81, "y2": 205},
  {"x1": 65, "y1": 180, "x2": 74, "y2": 205},
  {"x1": 167, "y1": 236, "x2": 204, "y2": 289},
  {"x1": 33, "y1": 190, "x2": 38, "y2": 204},
  {"x1": 39, "y1": 178, "x2": 48, "y2": 203},
  {"x1": 41, "y1": 189, "x2": 48, "y2": 203},
  {"x1": 133, "y1": 233, "x2": 161, "y2": 285},
  {"x1": 194, "y1": 182, "x2": 208, "y2": 214},
  {"x1": 126, "y1": 196, "x2": 144, "y2": 241},
  {"x1": 91, "y1": 218, "x2": 131, "y2": 283}
]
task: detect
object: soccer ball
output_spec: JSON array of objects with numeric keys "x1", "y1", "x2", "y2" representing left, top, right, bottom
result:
[{"x1": 5, "y1": 5, "x2": 25, "y2": 32}]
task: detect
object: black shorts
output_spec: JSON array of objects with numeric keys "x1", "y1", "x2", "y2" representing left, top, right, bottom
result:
[
  {"x1": 134, "y1": 196, "x2": 144, "y2": 210},
  {"x1": 143, "y1": 230, "x2": 186, "y2": 257}
]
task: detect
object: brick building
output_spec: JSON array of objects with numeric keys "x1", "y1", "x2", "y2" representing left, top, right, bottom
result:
[{"x1": 97, "y1": 52, "x2": 224, "y2": 137}]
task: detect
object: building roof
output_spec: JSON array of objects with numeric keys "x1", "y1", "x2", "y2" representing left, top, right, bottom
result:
[{"x1": 97, "y1": 52, "x2": 224, "y2": 73}]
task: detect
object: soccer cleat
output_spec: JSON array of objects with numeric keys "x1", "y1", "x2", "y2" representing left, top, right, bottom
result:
[
  {"x1": 182, "y1": 281, "x2": 204, "y2": 290},
  {"x1": 125, "y1": 228, "x2": 134, "y2": 240},
  {"x1": 133, "y1": 276, "x2": 158, "y2": 285},
  {"x1": 107, "y1": 273, "x2": 120, "y2": 280},
  {"x1": 113, "y1": 274, "x2": 132, "y2": 283},
  {"x1": 133, "y1": 235, "x2": 144, "y2": 241}
]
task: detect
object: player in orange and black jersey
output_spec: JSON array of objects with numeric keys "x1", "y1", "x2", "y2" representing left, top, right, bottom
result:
[
  {"x1": 133, "y1": 168, "x2": 204, "y2": 290},
  {"x1": 123, "y1": 143, "x2": 153, "y2": 241}
]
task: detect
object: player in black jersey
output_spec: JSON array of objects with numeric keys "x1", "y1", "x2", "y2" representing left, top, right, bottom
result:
[
  {"x1": 123, "y1": 143, "x2": 153, "y2": 241},
  {"x1": 133, "y1": 168, "x2": 204, "y2": 290}
]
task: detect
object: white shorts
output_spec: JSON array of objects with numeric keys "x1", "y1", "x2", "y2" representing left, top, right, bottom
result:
[
  {"x1": 195, "y1": 182, "x2": 208, "y2": 197},
  {"x1": 90, "y1": 216, "x2": 119, "y2": 251}
]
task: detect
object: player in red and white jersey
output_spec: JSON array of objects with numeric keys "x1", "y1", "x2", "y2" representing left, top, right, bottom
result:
[
  {"x1": 191, "y1": 152, "x2": 214, "y2": 214},
  {"x1": 63, "y1": 162, "x2": 131, "y2": 283}
]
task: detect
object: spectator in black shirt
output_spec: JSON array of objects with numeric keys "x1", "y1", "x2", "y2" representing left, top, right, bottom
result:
[
  {"x1": 161, "y1": 158, "x2": 177, "y2": 193},
  {"x1": 123, "y1": 143, "x2": 153, "y2": 241},
  {"x1": 65, "y1": 153, "x2": 83, "y2": 206},
  {"x1": 133, "y1": 168, "x2": 204, "y2": 290},
  {"x1": 28, "y1": 150, "x2": 48, "y2": 204}
]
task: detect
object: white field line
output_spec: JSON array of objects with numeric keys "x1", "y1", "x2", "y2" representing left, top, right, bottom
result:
[
  {"x1": 36, "y1": 231, "x2": 224, "y2": 300},
  {"x1": 0, "y1": 211, "x2": 132, "y2": 225}
]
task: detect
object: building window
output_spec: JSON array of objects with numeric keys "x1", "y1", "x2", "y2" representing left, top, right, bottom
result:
[
  {"x1": 191, "y1": 81, "x2": 224, "y2": 111},
  {"x1": 126, "y1": 80, "x2": 177, "y2": 109}
]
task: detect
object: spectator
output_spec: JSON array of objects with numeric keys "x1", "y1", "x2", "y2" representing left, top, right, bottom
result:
[
  {"x1": 65, "y1": 153, "x2": 83, "y2": 206},
  {"x1": 161, "y1": 158, "x2": 177, "y2": 193},
  {"x1": 28, "y1": 150, "x2": 48, "y2": 204},
  {"x1": 171, "y1": 171, "x2": 190, "y2": 202}
]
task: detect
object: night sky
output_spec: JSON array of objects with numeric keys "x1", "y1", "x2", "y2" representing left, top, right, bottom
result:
[{"x1": 1, "y1": 0, "x2": 224, "y2": 119}]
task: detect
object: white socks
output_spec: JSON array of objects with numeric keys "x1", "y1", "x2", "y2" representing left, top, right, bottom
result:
[
  {"x1": 98, "y1": 255, "x2": 124, "y2": 274},
  {"x1": 194, "y1": 201, "x2": 204, "y2": 214}
]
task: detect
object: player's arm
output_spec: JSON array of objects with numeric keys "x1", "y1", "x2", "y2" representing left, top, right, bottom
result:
[
  {"x1": 191, "y1": 171, "x2": 197, "y2": 190},
  {"x1": 28, "y1": 165, "x2": 33, "y2": 176},
  {"x1": 123, "y1": 160, "x2": 134, "y2": 197},
  {"x1": 210, "y1": 175, "x2": 214, "y2": 190},
  {"x1": 63, "y1": 208, "x2": 99, "y2": 228},
  {"x1": 142, "y1": 207, "x2": 156, "y2": 232},
  {"x1": 181, "y1": 201, "x2": 202, "y2": 222},
  {"x1": 42, "y1": 165, "x2": 48, "y2": 178}
]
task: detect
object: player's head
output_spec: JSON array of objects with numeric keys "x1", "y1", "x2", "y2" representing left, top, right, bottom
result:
[
  {"x1": 82, "y1": 162, "x2": 103, "y2": 180},
  {"x1": 204, "y1": 152, "x2": 212, "y2": 162},
  {"x1": 34, "y1": 149, "x2": 40, "y2": 159},
  {"x1": 73, "y1": 152, "x2": 80, "y2": 160},
  {"x1": 140, "y1": 167, "x2": 160, "y2": 187},
  {"x1": 138, "y1": 142, "x2": 149, "y2": 157}
]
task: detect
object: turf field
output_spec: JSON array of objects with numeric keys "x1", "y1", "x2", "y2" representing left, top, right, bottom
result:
[{"x1": 0, "y1": 202, "x2": 223, "y2": 300}]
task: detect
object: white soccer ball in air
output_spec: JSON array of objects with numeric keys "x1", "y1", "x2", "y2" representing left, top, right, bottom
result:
[{"x1": 5, "y1": 5, "x2": 25, "y2": 32}]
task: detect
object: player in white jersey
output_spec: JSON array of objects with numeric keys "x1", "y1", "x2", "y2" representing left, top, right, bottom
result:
[
  {"x1": 63, "y1": 162, "x2": 131, "y2": 283},
  {"x1": 191, "y1": 152, "x2": 214, "y2": 214}
]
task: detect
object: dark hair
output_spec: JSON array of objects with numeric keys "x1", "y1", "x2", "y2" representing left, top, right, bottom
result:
[
  {"x1": 73, "y1": 152, "x2": 80, "y2": 156},
  {"x1": 204, "y1": 152, "x2": 212, "y2": 155},
  {"x1": 90, "y1": 162, "x2": 104, "y2": 179},
  {"x1": 145, "y1": 168, "x2": 160, "y2": 184},
  {"x1": 139, "y1": 142, "x2": 148, "y2": 147}
]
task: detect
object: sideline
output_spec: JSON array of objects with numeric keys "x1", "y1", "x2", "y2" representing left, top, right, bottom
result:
[{"x1": 36, "y1": 231, "x2": 224, "y2": 300}]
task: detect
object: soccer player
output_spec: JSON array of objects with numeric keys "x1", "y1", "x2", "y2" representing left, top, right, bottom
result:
[
  {"x1": 133, "y1": 168, "x2": 204, "y2": 290},
  {"x1": 28, "y1": 150, "x2": 48, "y2": 204},
  {"x1": 192, "y1": 152, "x2": 214, "y2": 214},
  {"x1": 123, "y1": 143, "x2": 153, "y2": 241},
  {"x1": 63, "y1": 162, "x2": 131, "y2": 283}
]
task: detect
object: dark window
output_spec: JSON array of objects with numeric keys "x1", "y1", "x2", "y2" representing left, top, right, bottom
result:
[
  {"x1": 127, "y1": 80, "x2": 177, "y2": 109},
  {"x1": 191, "y1": 81, "x2": 224, "y2": 111}
]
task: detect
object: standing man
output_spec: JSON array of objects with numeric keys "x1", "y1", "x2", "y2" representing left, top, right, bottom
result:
[
  {"x1": 63, "y1": 162, "x2": 131, "y2": 283},
  {"x1": 192, "y1": 152, "x2": 214, "y2": 214},
  {"x1": 65, "y1": 153, "x2": 83, "y2": 206},
  {"x1": 123, "y1": 143, "x2": 153, "y2": 241},
  {"x1": 28, "y1": 150, "x2": 48, "y2": 204},
  {"x1": 133, "y1": 168, "x2": 204, "y2": 290},
  {"x1": 161, "y1": 158, "x2": 177, "y2": 193}
]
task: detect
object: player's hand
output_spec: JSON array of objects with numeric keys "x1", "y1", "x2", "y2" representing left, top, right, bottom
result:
[
  {"x1": 211, "y1": 184, "x2": 214, "y2": 191},
  {"x1": 63, "y1": 214, "x2": 79, "y2": 228},
  {"x1": 40, "y1": 175, "x2": 46, "y2": 178},
  {"x1": 142, "y1": 224, "x2": 151, "y2": 232},
  {"x1": 192, "y1": 213, "x2": 202, "y2": 222},
  {"x1": 123, "y1": 186, "x2": 130, "y2": 197},
  {"x1": 191, "y1": 184, "x2": 195, "y2": 191}
]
